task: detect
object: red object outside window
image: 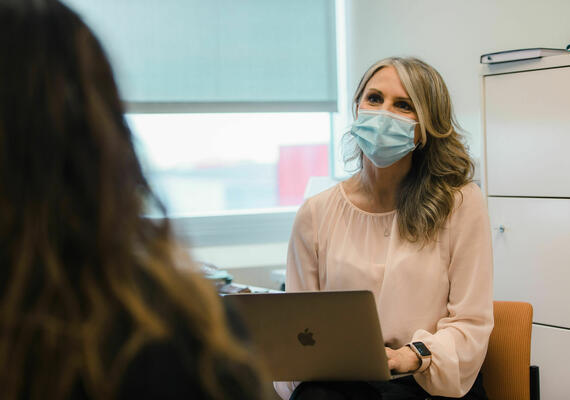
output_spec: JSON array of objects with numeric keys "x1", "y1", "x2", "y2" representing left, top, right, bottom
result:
[{"x1": 277, "y1": 144, "x2": 329, "y2": 206}]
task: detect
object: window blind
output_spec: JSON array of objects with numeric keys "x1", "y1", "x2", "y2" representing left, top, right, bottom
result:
[{"x1": 62, "y1": 0, "x2": 338, "y2": 112}]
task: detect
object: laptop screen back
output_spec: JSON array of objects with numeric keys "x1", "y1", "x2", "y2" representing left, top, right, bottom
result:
[{"x1": 223, "y1": 290, "x2": 391, "y2": 381}]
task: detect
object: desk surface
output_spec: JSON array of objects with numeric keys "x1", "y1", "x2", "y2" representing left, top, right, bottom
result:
[{"x1": 218, "y1": 282, "x2": 283, "y2": 295}]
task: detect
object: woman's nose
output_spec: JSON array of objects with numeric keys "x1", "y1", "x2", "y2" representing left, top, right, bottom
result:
[{"x1": 379, "y1": 102, "x2": 395, "y2": 112}]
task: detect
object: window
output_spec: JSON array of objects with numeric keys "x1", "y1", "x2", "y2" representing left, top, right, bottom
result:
[
  {"x1": 62, "y1": 0, "x2": 345, "y2": 256},
  {"x1": 128, "y1": 112, "x2": 332, "y2": 216}
]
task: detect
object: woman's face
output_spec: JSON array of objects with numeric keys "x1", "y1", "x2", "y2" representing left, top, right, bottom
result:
[{"x1": 358, "y1": 66, "x2": 421, "y2": 144}]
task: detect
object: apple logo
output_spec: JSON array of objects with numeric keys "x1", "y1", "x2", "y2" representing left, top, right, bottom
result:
[{"x1": 297, "y1": 328, "x2": 316, "y2": 346}]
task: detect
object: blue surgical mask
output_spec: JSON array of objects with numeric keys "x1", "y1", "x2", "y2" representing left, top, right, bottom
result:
[{"x1": 350, "y1": 110, "x2": 418, "y2": 168}]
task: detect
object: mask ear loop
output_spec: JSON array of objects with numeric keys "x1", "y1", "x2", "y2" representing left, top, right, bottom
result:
[
  {"x1": 410, "y1": 120, "x2": 423, "y2": 151},
  {"x1": 415, "y1": 120, "x2": 428, "y2": 149}
]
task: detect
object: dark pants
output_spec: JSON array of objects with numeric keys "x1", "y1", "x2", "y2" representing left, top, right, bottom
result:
[{"x1": 290, "y1": 373, "x2": 487, "y2": 400}]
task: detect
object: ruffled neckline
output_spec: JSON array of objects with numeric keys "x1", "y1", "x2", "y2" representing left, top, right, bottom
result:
[{"x1": 337, "y1": 182, "x2": 397, "y2": 218}]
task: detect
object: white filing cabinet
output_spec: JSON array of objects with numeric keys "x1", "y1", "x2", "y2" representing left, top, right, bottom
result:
[{"x1": 481, "y1": 54, "x2": 570, "y2": 399}]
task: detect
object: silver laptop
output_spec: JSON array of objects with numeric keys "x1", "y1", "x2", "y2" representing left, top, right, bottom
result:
[{"x1": 223, "y1": 290, "x2": 394, "y2": 382}]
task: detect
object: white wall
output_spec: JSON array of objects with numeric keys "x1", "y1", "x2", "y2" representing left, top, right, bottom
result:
[{"x1": 346, "y1": 0, "x2": 570, "y2": 158}]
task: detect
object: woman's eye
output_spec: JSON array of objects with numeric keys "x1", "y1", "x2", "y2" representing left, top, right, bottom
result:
[
  {"x1": 396, "y1": 101, "x2": 413, "y2": 112},
  {"x1": 367, "y1": 93, "x2": 382, "y2": 104}
]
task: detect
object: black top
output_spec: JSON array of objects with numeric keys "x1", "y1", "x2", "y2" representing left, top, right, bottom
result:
[{"x1": 63, "y1": 304, "x2": 266, "y2": 400}]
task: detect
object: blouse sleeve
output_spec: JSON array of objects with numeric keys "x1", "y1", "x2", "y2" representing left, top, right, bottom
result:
[
  {"x1": 274, "y1": 199, "x2": 320, "y2": 399},
  {"x1": 412, "y1": 183, "x2": 494, "y2": 397},
  {"x1": 285, "y1": 199, "x2": 319, "y2": 292}
]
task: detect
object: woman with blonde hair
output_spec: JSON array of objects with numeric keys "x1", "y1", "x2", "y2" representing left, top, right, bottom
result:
[
  {"x1": 0, "y1": 0, "x2": 268, "y2": 398},
  {"x1": 275, "y1": 57, "x2": 493, "y2": 399}
]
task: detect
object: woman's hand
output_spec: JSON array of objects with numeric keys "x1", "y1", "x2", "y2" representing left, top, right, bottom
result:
[{"x1": 385, "y1": 346, "x2": 420, "y2": 373}]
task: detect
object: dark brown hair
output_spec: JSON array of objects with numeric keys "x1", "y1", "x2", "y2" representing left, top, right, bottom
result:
[{"x1": 0, "y1": 1, "x2": 264, "y2": 398}]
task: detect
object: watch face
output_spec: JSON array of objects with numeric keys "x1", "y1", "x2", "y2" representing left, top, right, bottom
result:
[{"x1": 412, "y1": 341, "x2": 432, "y2": 356}]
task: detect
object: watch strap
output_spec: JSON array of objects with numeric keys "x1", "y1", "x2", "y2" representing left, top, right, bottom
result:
[{"x1": 407, "y1": 342, "x2": 431, "y2": 373}]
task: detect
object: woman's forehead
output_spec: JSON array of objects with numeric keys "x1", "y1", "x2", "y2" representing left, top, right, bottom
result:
[{"x1": 364, "y1": 66, "x2": 410, "y2": 99}]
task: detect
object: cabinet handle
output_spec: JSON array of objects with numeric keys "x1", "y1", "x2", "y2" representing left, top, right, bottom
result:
[{"x1": 493, "y1": 225, "x2": 506, "y2": 233}]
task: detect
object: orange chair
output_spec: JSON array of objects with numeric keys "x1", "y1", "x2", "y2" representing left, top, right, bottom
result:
[{"x1": 481, "y1": 301, "x2": 540, "y2": 400}]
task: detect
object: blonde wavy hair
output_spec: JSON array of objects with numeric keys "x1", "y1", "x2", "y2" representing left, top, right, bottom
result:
[
  {"x1": 0, "y1": 1, "x2": 266, "y2": 399},
  {"x1": 345, "y1": 57, "x2": 474, "y2": 244}
]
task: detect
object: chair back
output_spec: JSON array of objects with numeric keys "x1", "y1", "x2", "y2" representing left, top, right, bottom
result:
[{"x1": 481, "y1": 301, "x2": 533, "y2": 400}]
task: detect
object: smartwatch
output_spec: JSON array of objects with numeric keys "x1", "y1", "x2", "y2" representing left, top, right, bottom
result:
[{"x1": 407, "y1": 341, "x2": 432, "y2": 372}]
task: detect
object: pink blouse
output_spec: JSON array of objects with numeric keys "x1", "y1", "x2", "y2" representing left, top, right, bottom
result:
[{"x1": 274, "y1": 182, "x2": 493, "y2": 398}]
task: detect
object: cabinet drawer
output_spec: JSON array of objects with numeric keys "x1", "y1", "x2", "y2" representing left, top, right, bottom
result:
[
  {"x1": 531, "y1": 324, "x2": 570, "y2": 400},
  {"x1": 484, "y1": 66, "x2": 570, "y2": 197},
  {"x1": 488, "y1": 197, "x2": 570, "y2": 327}
]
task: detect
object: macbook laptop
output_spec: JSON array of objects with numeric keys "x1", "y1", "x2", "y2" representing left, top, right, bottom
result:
[{"x1": 223, "y1": 290, "x2": 396, "y2": 382}]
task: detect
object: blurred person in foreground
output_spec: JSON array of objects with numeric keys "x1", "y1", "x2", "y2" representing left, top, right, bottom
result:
[{"x1": 0, "y1": 0, "x2": 269, "y2": 398}]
